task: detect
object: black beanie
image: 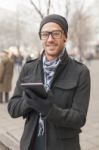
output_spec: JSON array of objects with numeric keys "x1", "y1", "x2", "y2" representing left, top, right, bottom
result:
[{"x1": 39, "y1": 14, "x2": 68, "y2": 36}]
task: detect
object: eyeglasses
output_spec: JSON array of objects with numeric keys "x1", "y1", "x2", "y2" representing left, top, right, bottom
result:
[{"x1": 39, "y1": 30, "x2": 64, "y2": 40}]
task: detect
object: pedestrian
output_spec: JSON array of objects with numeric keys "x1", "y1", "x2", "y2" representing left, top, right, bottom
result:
[
  {"x1": 0, "y1": 51, "x2": 14, "y2": 103},
  {"x1": 8, "y1": 14, "x2": 91, "y2": 150}
]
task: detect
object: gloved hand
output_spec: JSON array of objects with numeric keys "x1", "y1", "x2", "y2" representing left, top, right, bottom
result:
[{"x1": 24, "y1": 89, "x2": 52, "y2": 116}]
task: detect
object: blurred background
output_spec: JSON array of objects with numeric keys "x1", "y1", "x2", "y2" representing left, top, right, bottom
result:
[
  {"x1": 0, "y1": 0, "x2": 99, "y2": 150},
  {"x1": 0, "y1": 0, "x2": 99, "y2": 62}
]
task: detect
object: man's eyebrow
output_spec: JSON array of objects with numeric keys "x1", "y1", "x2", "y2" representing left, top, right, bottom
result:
[{"x1": 41, "y1": 30, "x2": 62, "y2": 32}]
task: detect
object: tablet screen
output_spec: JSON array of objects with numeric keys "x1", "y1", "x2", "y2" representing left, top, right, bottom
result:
[{"x1": 21, "y1": 82, "x2": 47, "y2": 98}]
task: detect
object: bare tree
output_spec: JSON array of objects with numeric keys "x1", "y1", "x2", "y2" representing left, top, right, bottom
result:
[
  {"x1": 65, "y1": 0, "x2": 71, "y2": 19},
  {"x1": 47, "y1": 0, "x2": 51, "y2": 15},
  {"x1": 17, "y1": 0, "x2": 98, "y2": 57},
  {"x1": 65, "y1": 0, "x2": 96, "y2": 59},
  {"x1": 70, "y1": 12, "x2": 92, "y2": 57},
  {"x1": 0, "y1": 8, "x2": 35, "y2": 51},
  {"x1": 29, "y1": 0, "x2": 51, "y2": 19}
]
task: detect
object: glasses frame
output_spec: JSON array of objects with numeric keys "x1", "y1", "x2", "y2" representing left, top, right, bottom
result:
[{"x1": 39, "y1": 30, "x2": 64, "y2": 40}]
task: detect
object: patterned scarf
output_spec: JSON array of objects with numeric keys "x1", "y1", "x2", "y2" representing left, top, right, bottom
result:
[{"x1": 43, "y1": 56, "x2": 61, "y2": 91}]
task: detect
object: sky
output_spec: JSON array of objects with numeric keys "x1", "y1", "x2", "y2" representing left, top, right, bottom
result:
[
  {"x1": 0, "y1": 0, "x2": 18, "y2": 11},
  {"x1": 0, "y1": 0, "x2": 95, "y2": 11}
]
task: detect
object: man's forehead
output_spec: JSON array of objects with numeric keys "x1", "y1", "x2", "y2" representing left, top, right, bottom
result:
[{"x1": 41, "y1": 22, "x2": 62, "y2": 32}]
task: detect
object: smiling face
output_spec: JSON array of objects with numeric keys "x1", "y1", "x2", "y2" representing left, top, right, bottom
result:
[{"x1": 40, "y1": 22, "x2": 67, "y2": 61}]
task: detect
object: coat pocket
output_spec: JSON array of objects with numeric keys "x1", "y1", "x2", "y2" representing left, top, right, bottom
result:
[
  {"x1": 54, "y1": 80, "x2": 77, "y2": 90},
  {"x1": 53, "y1": 80, "x2": 77, "y2": 108}
]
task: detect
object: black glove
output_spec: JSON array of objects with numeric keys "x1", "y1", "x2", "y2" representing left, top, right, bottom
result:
[{"x1": 24, "y1": 89, "x2": 52, "y2": 116}]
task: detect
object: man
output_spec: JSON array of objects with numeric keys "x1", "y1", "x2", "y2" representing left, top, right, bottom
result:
[{"x1": 8, "y1": 14, "x2": 91, "y2": 150}]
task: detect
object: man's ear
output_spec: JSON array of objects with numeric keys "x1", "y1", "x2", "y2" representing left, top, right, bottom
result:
[
  {"x1": 64, "y1": 35, "x2": 67, "y2": 42},
  {"x1": 64, "y1": 38, "x2": 67, "y2": 42}
]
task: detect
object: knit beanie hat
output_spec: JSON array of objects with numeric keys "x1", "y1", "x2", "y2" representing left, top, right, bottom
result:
[{"x1": 39, "y1": 14, "x2": 68, "y2": 37}]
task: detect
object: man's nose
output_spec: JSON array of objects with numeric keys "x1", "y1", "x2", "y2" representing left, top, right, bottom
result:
[{"x1": 47, "y1": 34, "x2": 54, "y2": 41}]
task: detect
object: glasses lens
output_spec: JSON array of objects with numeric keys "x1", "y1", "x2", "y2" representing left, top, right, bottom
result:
[
  {"x1": 40, "y1": 32, "x2": 49, "y2": 40},
  {"x1": 52, "y1": 30, "x2": 62, "y2": 39}
]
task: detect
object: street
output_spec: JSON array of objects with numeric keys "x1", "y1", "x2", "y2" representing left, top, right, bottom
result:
[{"x1": 0, "y1": 142, "x2": 10, "y2": 150}]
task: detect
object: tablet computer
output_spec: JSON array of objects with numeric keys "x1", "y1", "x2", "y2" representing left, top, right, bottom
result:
[{"x1": 21, "y1": 82, "x2": 47, "y2": 98}]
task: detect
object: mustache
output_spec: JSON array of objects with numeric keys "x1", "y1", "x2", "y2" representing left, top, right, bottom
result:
[{"x1": 46, "y1": 42, "x2": 57, "y2": 46}]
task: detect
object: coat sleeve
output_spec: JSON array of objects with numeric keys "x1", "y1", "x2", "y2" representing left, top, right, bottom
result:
[
  {"x1": 46, "y1": 66, "x2": 91, "y2": 129},
  {"x1": 8, "y1": 64, "x2": 33, "y2": 118}
]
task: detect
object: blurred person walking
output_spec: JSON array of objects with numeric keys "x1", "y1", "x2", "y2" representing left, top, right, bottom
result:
[{"x1": 0, "y1": 51, "x2": 14, "y2": 103}]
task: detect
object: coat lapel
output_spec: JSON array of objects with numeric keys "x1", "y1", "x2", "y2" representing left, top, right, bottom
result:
[
  {"x1": 51, "y1": 50, "x2": 69, "y2": 88},
  {"x1": 22, "y1": 58, "x2": 44, "y2": 84}
]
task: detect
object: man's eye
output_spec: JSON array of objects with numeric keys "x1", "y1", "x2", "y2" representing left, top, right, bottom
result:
[
  {"x1": 41, "y1": 33, "x2": 48, "y2": 36},
  {"x1": 53, "y1": 32, "x2": 60, "y2": 36}
]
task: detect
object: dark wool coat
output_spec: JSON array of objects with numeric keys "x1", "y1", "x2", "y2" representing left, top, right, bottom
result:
[{"x1": 8, "y1": 50, "x2": 91, "y2": 150}]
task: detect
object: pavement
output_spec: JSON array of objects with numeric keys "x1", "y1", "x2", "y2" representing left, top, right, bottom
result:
[
  {"x1": 0, "y1": 60, "x2": 99, "y2": 150},
  {"x1": 0, "y1": 142, "x2": 10, "y2": 150}
]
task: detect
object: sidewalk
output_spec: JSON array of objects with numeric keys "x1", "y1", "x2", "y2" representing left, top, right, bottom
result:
[
  {"x1": 0, "y1": 103, "x2": 24, "y2": 150},
  {"x1": 80, "y1": 60, "x2": 99, "y2": 150},
  {"x1": 0, "y1": 60, "x2": 99, "y2": 150}
]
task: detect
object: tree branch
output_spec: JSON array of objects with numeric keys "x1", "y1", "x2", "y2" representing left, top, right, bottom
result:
[
  {"x1": 47, "y1": 0, "x2": 51, "y2": 15},
  {"x1": 29, "y1": 0, "x2": 44, "y2": 19}
]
